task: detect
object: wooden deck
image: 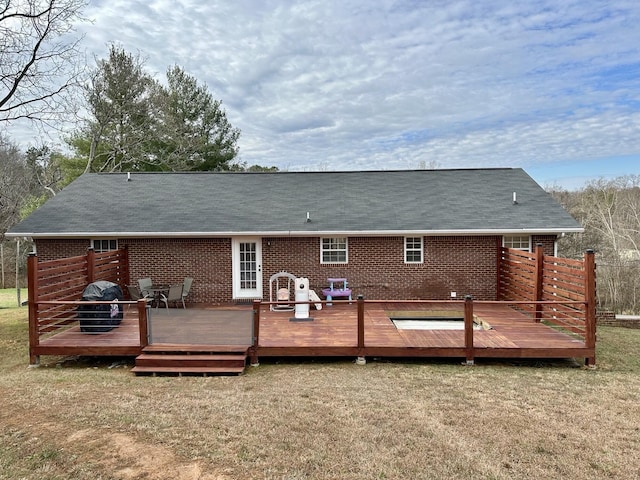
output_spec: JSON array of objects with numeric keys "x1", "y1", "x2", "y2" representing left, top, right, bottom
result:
[
  {"x1": 36, "y1": 315, "x2": 142, "y2": 357},
  {"x1": 26, "y1": 246, "x2": 596, "y2": 369},
  {"x1": 32, "y1": 301, "x2": 594, "y2": 363},
  {"x1": 257, "y1": 302, "x2": 590, "y2": 360}
]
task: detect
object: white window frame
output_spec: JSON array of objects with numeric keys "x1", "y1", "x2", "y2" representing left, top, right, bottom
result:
[
  {"x1": 320, "y1": 237, "x2": 348, "y2": 264},
  {"x1": 404, "y1": 237, "x2": 423, "y2": 264},
  {"x1": 91, "y1": 239, "x2": 118, "y2": 253},
  {"x1": 503, "y1": 235, "x2": 531, "y2": 252}
]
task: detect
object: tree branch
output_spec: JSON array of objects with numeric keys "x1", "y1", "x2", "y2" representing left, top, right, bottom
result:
[{"x1": 0, "y1": 0, "x2": 87, "y2": 124}]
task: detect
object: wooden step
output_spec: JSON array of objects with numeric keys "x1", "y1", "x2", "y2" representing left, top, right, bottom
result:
[
  {"x1": 135, "y1": 353, "x2": 246, "y2": 368},
  {"x1": 131, "y1": 365, "x2": 245, "y2": 375},
  {"x1": 134, "y1": 346, "x2": 249, "y2": 375},
  {"x1": 142, "y1": 344, "x2": 251, "y2": 354}
]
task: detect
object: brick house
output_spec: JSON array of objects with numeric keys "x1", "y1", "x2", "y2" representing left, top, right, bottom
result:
[{"x1": 8, "y1": 168, "x2": 582, "y2": 305}]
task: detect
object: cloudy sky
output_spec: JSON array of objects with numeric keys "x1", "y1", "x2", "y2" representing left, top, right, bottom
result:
[{"x1": 14, "y1": 0, "x2": 640, "y2": 189}]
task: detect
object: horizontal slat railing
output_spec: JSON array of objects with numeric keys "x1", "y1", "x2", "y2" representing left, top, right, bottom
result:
[
  {"x1": 499, "y1": 301, "x2": 587, "y2": 336},
  {"x1": 498, "y1": 247, "x2": 537, "y2": 313},
  {"x1": 497, "y1": 246, "x2": 596, "y2": 362},
  {"x1": 27, "y1": 248, "x2": 132, "y2": 364},
  {"x1": 37, "y1": 260, "x2": 88, "y2": 297},
  {"x1": 539, "y1": 253, "x2": 589, "y2": 333},
  {"x1": 92, "y1": 249, "x2": 129, "y2": 285}
]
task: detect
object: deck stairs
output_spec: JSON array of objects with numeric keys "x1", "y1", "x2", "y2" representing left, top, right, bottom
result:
[{"x1": 132, "y1": 344, "x2": 251, "y2": 376}]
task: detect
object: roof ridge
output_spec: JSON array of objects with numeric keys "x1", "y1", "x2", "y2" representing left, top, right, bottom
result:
[{"x1": 88, "y1": 167, "x2": 519, "y2": 176}]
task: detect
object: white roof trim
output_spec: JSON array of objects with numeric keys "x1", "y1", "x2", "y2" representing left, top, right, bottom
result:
[{"x1": 6, "y1": 227, "x2": 584, "y2": 239}]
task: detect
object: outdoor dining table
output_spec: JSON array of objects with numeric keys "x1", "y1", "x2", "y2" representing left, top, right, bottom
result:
[{"x1": 148, "y1": 284, "x2": 169, "y2": 307}]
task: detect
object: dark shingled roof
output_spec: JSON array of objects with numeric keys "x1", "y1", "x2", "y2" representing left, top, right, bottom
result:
[{"x1": 7, "y1": 168, "x2": 582, "y2": 238}]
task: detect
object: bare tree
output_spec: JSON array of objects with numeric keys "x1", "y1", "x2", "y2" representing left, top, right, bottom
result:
[
  {"x1": 0, "y1": 135, "x2": 31, "y2": 289},
  {"x1": 0, "y1": 0, "x2": 86, "y2": 126},
  {"x1": 0, "y1": 136, "x2": 28, "y2": 236},
  {"x1": 557, "y1": 176, "x2": 640, "y2": 314}
]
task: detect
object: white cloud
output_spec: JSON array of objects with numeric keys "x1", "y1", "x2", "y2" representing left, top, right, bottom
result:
[{"x1": 6, "y1": 0, "x2": 640, "y2": 187}]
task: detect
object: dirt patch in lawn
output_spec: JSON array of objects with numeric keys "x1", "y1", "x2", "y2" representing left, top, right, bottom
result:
[{"x1": 1, "y1": 411, "x2": 229, "y2": 480}]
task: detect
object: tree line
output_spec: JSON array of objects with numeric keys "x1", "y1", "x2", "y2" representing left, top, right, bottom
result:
[
  {"x1": 1, "y1": 1, "x2": 277, "y2": 290},
  {"x1": 69, "y1": 46, "x2": 242, "y2": 175},
  {"x1": 2, "y1": 1, "x2": 253, "y2": 177},
  {"x1": 551, "y1": 175, "x2": 640, "y2": 314},
  {"x1": 1, "y1": 38, "x2": 266, "y2": 288}
]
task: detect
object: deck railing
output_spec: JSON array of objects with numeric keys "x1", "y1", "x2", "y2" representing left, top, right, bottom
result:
[
  {"x1": 25, "y1": 245, "x2": 596, "y2": 366},
  {"x1": 250, "y1": 294, "x2": 596, "y2": 366},
  {"x1": 252, "y1": 248, "x2": 596, "y2": 366},
  {"x1": 27, "y1": 299, "x2": 149, "y2": 364},
  {"x1": 498, "y1": 246, "x2": 593, "y2": 311},
  {"x1": 27, "y1": 248, "x2": 131, "y2": 364},
  {"x1": 146, "y1": 307, "x2": 254, "y2": 346},
  {"x1": 498, "y1": 247, "x2": 596, "y2": 362}
]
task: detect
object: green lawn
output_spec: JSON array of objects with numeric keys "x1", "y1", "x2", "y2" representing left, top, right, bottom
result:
[{"x1": 0, "y1": 288, "x2": 26, "y2": 309}]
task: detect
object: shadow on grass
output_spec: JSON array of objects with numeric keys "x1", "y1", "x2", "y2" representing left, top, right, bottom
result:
[
  {"x1": 249, "y1": 355, "x2": 583, "y2": 369},
  {"x1": 39, "y1": 355, "x2": 135, "y2": 370},
  {"x1": 40, "y1": 353, "x2": 584, "y2": 371}
]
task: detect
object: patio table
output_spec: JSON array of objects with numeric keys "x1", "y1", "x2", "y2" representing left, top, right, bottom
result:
[{"x1": 149, "y1": 285, "x2": 169, "y2": 308}]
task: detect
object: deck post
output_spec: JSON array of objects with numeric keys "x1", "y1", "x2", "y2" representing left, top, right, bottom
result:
[
  {"x1": 464, "y1": 295, "x2": 474, "y2": 365},
  {"x1": 121, "y1": 246, "x2": 130, "y2": 286},
  {"x1": 534, "y1": 244, "x2": 544, "y2": 322},
  {"x1": 356, "y1": 295, "x2": 365, "y2": 363},
  {"x1": 27, "y1": 253, "x2": 40, "y2": 366},
  {"x1": 496, "y1": 243, "x2": 504, "y2": 300},
  {"x1": 250, "y1": 300, "x2": 261, "y2": 366},
  {"x1": 584, "y1": 249, "x2": 597, "y2": 366},
  {"x1": 86, "y1": 247, "x2": 95, "y2": 284},
  {"x1": 137, "y1": 299, "x2": 149, "y2": 349}
]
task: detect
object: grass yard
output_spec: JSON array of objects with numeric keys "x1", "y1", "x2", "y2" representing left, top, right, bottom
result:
[{"x1": 1, "y1": 289, "x2": 639, "y2": 479}]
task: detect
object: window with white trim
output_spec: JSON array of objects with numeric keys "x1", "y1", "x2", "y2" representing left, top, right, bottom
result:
[
  {"x1": 404, "y1": 237, "x2": 423, "y2": 263},
  {"x1": 321, "y1": 237, "x2": 348, "y2": 264},
  {"x1": 92, "y1": 239, "x2": 118, "y2": 253},
  {"x1": 503, "y1": 235, "x2": 531, "y2": 252}
]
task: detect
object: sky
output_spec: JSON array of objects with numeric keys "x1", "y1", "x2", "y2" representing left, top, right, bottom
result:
[{"x1": 9, "y1": 0, "x2": 640, "y2": 190}]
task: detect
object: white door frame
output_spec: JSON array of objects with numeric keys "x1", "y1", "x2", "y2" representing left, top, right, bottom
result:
[{"x1": 232, "y1": 237, "x2": 263, "y2": 299}]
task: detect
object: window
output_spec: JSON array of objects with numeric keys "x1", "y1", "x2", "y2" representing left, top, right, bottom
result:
[
  {"x1": 404, "y1": 237, "x2": 423, "y2": 263},
  {"x1": 92, "y1": 239, "x2": 118, "y2": 253},
  {"x1": 503, "y1": 235, "x2": 530, "y2": 252},
  {"x1": 321, "y1": 237, "x2": 348, "y2": 264}
]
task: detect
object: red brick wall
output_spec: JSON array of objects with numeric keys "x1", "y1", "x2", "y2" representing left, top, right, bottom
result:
[
  {"x1": 36, "y1": 239, "x2": 89, "y2": 261},
  {"x1": 597, "y1": 311, "x2": 640, "y2": 328},
  {"x1": 122, "y1": 238, "x2": 231, "y2": 304},
  {"x1": 531, "y1": 235, "x2": 556, "y2": 256},
  {"x1": 35, "y1": 234, "x2": 559, "y2": 304},
  {"x1": 263, "y1": 236, "x2": 502, "y2": 301}
]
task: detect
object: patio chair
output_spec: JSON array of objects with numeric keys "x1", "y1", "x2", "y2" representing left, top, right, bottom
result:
[
  {"x1": 181, "y1": 277, "x2": 193, "y2": 308},
  {"x1": 159, "y1": 283, "x2": 184, "y2": 310},
  {"x1": 137, "y1": 277, "x2": 153, "y2": 297},
  {"x1": 126, "y1": 285, "x2": 153, "y2": 309}
]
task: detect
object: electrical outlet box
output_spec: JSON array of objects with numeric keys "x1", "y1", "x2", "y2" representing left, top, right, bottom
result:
[{"x1": 450, "y1": 292, "x2": 457, "y2": 298}]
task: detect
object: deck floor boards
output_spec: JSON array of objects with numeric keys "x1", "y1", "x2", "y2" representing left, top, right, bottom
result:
[{"x1": 32, "y1": 302, "x2": 592, "y2": 360}]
